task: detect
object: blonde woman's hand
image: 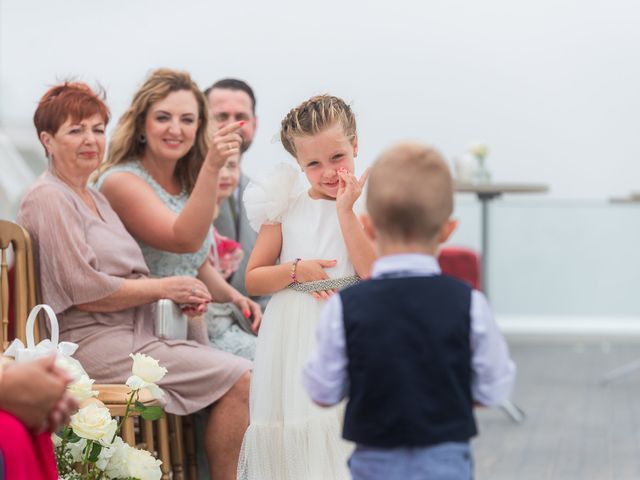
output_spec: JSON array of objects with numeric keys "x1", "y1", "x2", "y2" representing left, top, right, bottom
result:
[
  {"x1": 336, "y1": 167, "x2": 370, "y2": 214},
  {"x1": 160, "y1": 276, "x2": 212, "y2": 305},
  {"x1": 230, "y1": 294, "x2": 263, "y2": 333},
  {"x1": 205, "y1": 121, "x2": 245, "y2": 170}
]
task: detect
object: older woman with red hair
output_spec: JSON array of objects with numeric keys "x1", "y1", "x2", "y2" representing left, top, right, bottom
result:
[{"x1": 17, "y1": 82, "x2": 251, "y2": 480}]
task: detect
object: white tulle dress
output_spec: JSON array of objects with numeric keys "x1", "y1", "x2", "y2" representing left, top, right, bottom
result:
[{"x1": 237, "y1": 163, "x2": 354, "y2": 480}]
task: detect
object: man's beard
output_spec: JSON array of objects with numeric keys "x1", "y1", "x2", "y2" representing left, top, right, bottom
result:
[{"x1": 241, "y1": 137, "x2": 252, "y2": 153}]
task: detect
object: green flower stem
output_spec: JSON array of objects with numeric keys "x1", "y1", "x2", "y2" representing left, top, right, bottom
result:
[{"x1": 111, "y1": 388, "x2": 140, "y2": 443}]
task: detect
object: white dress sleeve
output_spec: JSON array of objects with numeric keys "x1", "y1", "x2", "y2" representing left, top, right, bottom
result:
[{"x1": 243, "y1": 163, "x2": 303, "y2": 232}]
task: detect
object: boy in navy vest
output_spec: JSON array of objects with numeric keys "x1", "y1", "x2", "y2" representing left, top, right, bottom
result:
[{"x1": 303, "y1": 142, "x2": 516, "y2": 479}]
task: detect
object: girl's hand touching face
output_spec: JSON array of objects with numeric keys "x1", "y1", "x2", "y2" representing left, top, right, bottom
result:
[{"x1": 336, "y1": 167, "x2": 370, "y2": 213}]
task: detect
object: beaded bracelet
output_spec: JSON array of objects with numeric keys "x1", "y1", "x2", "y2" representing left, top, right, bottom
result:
[{"x1": 290, "y1": 258, "x2": 302, "y2": 283}]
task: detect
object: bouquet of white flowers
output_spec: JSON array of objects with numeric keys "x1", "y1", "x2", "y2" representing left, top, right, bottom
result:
[
  {"x1": 3, "y1": 305, "x2": 166, "y2": 480},
  {"x1": 54, "y1": 353, "x2": 166, "y2": 480}
]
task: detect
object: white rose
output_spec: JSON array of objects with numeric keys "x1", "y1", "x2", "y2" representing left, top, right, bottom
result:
[
  {"x1": 68, "y1": 374, "x2": 98, "y2": 403},
  {"x1": 105, "y1": 441, "x2": 162, "y2": 480},
  {"x1": 126, "y1": 353, "x2": 167, "y2": 399},
  {"x1": 125, "y1": 447, "x2": 163, "y2": 480},
  {"x1": 55, "y1": 355, "x2": 86, "y2": 382},
  {"x1": 95, "y1": 435, "x2": 122, "y2": 471},
  {"x1": 67, "y1": 438, "x2": 87, "y2": 463},
  {"x1": 104, "y1": 437, "x2": 129, "y2": 479},
  {"x1": 51, "y1": 433, "x2": 86, "y2": 462},
  {"x1": 70, "y1": 404, "x2": 117, "y2": 445},
  {"x1": 130, "y1": 353, "x2": 167, "y2": 383}
]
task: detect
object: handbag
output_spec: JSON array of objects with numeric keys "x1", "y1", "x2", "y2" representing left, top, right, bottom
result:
[
  {"x1": 4, "y1": 304, "x2": 79, "y2": 364},
  {"x1": 154, "y1": 299, "x2": 188, "y2": 340},
  {"x1": 207, "y1": 302, "x2": 256, "y2": 336}
]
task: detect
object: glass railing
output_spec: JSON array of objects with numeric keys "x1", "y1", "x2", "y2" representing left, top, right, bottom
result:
[{"x1": 451, "y1": 196, "x2": 640, "y2": 317}]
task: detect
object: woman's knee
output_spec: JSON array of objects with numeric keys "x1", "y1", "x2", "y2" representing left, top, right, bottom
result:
[{"x1": 224, "y1": 370, "x2": 251, "y2": 404}]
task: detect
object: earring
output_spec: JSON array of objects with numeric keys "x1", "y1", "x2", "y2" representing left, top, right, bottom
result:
[{"x1": 137, "y1": 133, "x2": 147, "y2": 144}]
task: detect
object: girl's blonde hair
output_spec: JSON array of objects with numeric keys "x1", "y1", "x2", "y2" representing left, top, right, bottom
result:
[
  {"x1": 98, "y1": 68, "x2": 209, "y2": 193},
  {"x1": 280, "y1": 95, "x2": 356, "y2": 157}
]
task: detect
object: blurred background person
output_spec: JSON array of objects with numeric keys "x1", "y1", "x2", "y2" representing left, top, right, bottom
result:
[{"x1": 205, "y1": 79, "x2": 269, "y2": 311}]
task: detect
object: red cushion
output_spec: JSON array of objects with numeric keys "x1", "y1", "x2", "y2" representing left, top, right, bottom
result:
[
  {"x1": 438, "y1": 246, "x2": 481, "y2": 291},
  {"x1": 0, "y1": 410, "x2": 58, "y2": 480}
]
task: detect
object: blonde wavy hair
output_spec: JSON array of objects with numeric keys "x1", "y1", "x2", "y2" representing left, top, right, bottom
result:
[
  {"x1": 280, "y1": 95, "x2": 356, "y2": 157},
  {"x1": 98, "y1": 68, "x2": 209, "y2": 193}
]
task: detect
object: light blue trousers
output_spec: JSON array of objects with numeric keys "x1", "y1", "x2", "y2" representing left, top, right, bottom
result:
[{"x1": 349, "y1": 442, "x2": 473, "y2": 480}]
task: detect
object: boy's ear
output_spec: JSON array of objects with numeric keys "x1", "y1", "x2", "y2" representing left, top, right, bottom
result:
[
  {"x1": 359, "y1": 213, "x2": 376, "y2": 241},
  {"x1": 352, "y1": 134, "x2": 359, "y2": 157},
  {"x1": 438, "y1": 218, "x2": 458, "y2": 244}
]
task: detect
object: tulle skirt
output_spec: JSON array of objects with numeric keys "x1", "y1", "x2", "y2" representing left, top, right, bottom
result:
[{"x1": 237, "y1": 289, "x2": 352, "y2": 480}]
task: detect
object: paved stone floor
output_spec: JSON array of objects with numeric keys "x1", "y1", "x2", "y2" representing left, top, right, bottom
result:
[{"x1": 474, "y1": 337, "x2": 640, "y2": 480}]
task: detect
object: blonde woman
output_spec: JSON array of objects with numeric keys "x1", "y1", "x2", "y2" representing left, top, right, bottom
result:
[{"x1": 95, "y1": 69, "x2": 259, "y2": 479}]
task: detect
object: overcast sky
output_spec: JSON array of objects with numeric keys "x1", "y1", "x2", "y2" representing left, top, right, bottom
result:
[{"x1": 2, "y1": 0, "x2": 639, "y2": 199}]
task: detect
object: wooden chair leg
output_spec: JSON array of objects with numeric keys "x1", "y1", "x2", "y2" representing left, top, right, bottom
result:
[
  {"x1": 157, "y1": 416, "x2": 172, "y2": 480},
  {"x1": 169, "y1": 414, "x2": 185, "y2": 480},
  {"x1": 141, "y1": 418, "x2": 155, "y2": 455},
  {"x1": 183, "y1": 414, "x2": 198, "y2": 480},
  {"x1": 121, "y1": 417, "x2": 136, "y2": 446}
]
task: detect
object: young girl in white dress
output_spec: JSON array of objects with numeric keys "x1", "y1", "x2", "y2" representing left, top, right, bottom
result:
[{"x1": 238, "y1": 95, "x2": 376, "y2": 479}]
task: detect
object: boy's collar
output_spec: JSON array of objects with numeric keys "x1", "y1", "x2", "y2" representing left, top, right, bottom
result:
[{"x1": 371, "y1": 254, "x2": 441, "y2": 278}]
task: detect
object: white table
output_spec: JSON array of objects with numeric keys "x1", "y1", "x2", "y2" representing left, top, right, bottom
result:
[{"x1": 455, "y1": 182, "x2": 549, "y2": 298}]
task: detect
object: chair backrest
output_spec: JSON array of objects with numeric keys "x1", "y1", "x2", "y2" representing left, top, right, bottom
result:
[
  {"x1": 438, "y1": 245, "x2": 482, "y2": 291},
  {"x1": 0, "y1": 220, "x2": 38, "y2": 349}
]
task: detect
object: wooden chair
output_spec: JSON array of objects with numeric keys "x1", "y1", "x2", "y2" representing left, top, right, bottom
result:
[
  {"x1": 0, "y1": 220, "x2": 38, "y2": 349},
  {"x1": 0, "y1": 219, "x2": 197, "y2": 479}
]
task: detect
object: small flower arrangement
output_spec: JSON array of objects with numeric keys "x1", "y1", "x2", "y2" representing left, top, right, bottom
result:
[
  {"x1": 468, "y1": 143, "x2": 489, "y2": 162},
  {"x1": 468, "y1": 143, "x2": 491, "y2": 183},
  {"x1": 54, "y1": 353, "x2": 166, "y2": 480},
  {"x1": 212, "y1": 231, "x2": 244, "y2": 279}
]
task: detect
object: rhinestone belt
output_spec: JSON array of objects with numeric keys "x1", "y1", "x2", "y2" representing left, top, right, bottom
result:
[{"x1": 287, "y1": 275, "x2": 361, "y2": 293}]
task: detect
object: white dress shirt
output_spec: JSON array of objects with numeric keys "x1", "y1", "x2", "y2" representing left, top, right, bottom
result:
[{"x1": 303, "y1": 253, "x2": 516, "y2": 407}]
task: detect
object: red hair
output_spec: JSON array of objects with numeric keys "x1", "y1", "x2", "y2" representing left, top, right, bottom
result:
[{"x1": 33, "y1": 82, "x2": 110, "y2": 152}]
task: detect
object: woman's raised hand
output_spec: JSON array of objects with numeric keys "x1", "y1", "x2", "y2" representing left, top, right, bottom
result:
[
  {"x1": 336, "y1": 167, "x2": 370, "y2": 213},
  {"x1": 160, "y1": 276, "x2": 212, "y2": 305},
  {"x1": 205, "y1": 121, "x2": 245, "y2": 170}
]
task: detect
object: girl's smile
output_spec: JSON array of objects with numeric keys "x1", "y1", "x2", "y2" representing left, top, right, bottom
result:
[{"x1": 294, "y1": 122, "x2": 358, "y2": 200}]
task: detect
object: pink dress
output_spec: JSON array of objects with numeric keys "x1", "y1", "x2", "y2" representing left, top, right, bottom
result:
[
  {"x1": 0, "y1": 410, "x2": 57, "y2": 480},
  {"x1": 17, "y1": 172, "x2": 251, "y2": 415}
]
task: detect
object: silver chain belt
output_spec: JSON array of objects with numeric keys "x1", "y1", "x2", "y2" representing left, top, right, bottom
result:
[{"x1": 287, "y1": 275, "x2": 361, "y2": 293}]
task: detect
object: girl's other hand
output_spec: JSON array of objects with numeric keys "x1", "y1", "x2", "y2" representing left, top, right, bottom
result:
[
  {"x1": 336, "y1": 167, "x2": 370, "y2": 213},
  {"x1": 206, "y1": 121, "x2": 245, "y2": 170},
  {"x1": 311, "y1": 289, "x2": 335, "y2": 301}
]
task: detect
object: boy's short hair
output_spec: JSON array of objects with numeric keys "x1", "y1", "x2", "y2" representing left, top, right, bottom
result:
[{"x1": 367, "y1": 142, "x2": 453, "y2": 243}]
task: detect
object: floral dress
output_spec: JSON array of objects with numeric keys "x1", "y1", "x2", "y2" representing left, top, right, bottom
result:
[{"x1": 96, "y1": 160, "x2": 256, "y2": 361}]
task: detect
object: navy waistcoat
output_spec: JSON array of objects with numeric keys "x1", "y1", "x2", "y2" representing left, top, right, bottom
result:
[{"x1": 340, "y1": 275, "x2": 477, "y2": 447}]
